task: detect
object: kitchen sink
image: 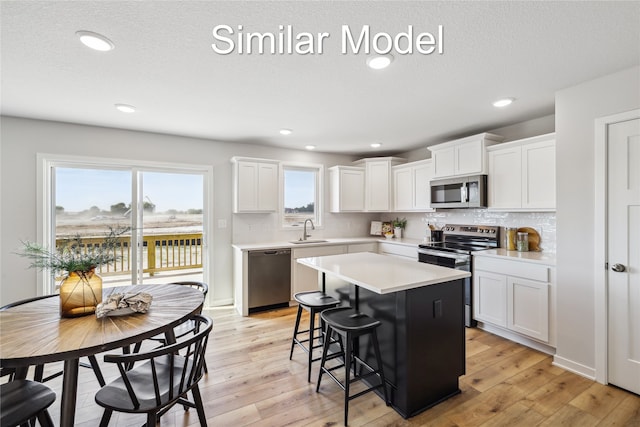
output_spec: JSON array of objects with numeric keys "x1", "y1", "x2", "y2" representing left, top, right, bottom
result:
[{"x1": 289, "y1": 239, "x2": 328, "y2": 244}]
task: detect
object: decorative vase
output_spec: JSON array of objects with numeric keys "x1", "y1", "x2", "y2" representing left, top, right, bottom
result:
[
  {"x1": 59, "y1": 268, "x2": 103, "y2": 318},
  {"x1": 394, "y1": 227, "x2": 402, "y2": 239}
]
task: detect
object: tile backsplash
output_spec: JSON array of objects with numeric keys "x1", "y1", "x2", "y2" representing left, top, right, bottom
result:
[
  {"x1": 233, "y1": 210, "x2": 556, "y2": 253},
  {"x1": 399, "y1": 210, "x2": 556, "y2": 253}
]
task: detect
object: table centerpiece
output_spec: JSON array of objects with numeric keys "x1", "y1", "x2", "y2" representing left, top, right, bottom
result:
[{"x1": 17, "y1": 226, "x2": 129, "y2": 318}]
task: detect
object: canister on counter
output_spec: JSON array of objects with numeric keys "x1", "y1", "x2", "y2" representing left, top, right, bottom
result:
[
  {"x1": 516, "y1": 232, "x2": 529, "y2": 252},
  {"x1": 506, "y1": 227, "x2": 517, "y2": 251}
]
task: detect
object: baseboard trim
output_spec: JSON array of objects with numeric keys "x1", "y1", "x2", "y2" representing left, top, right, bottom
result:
[
  {"x1": 476, "y1": 322, "x2": 556, "y2": 355},
  {"x1": 208, "y1": 298, "x2": 234, "y2": 308},
  {"x1": 552, "y1": 355, "x2": 597, "y2": 381}
]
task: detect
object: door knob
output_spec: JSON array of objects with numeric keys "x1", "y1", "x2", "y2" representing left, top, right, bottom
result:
[{"x1": 611, "y1": 263, "x2": 626, "y2": 272}]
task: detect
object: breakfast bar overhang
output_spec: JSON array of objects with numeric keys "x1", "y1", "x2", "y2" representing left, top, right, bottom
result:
[{"x1": 297, "y1": 252, "x2": 471, "y2": 418}]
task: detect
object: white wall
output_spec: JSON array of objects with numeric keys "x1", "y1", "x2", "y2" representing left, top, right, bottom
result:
[
  {"x1": 0, "y1": 116, "x2": 361, "y2": 306},
  {"x1": 554, "y1": 66, "x2": 640, "y2": 377}
]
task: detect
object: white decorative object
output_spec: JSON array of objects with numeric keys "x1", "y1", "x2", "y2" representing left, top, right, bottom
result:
[
  {"x1": 96, "y1": 292, "x2": 153, "y2": 318},
  {"x1": 370, "y1": 221, "x2": 382, "y2": 236}
]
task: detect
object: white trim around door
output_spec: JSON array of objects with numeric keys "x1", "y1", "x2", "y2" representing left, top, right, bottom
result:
[{"x1": 593, "y1": 108, "x2": 640, "y2": 384}]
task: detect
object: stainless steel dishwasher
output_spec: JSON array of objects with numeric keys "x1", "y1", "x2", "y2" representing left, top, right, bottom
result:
[{"x1": 248, "y1": 249, "x2": 291, "y2": 313}]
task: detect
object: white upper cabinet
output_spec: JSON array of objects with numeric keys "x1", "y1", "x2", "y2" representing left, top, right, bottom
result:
[
  {"x1": 353, "y1": 157, "x2": 406, "y2": 212},
  {"x1": 428, "y1": 133, "x2": 504, "y2": 179},
  {"x1": 328, "y1": 166, "x2": 365, "y2": 212},
  {"x1": 522, "y1": 137, "x2": 556, "y2": 209},
  {"x1": 487, "y1": 133, "x2": 556, "y2": 211},
  {"x1": 393, "y1": 159, "x2": 434, "y2": 211},
  {"x1": 231, "y1": 157, "x2": 279, "y2": 213}
]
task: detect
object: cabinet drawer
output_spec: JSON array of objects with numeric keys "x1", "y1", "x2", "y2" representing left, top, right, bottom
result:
[
  {"x1": 293, "y1": 245, "x2": 346, "y2": 259},
  {"x1": 474, "y1": 256, "x2": 549, "y2": 282}
]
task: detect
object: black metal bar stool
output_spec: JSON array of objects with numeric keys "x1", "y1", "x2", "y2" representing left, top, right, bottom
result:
[
  {"x1": 289, "y1": 290, "x2": 340, "y2": 382},
  {"x1": 316, "y1": 306, "x2": 389, "y2": 426}
]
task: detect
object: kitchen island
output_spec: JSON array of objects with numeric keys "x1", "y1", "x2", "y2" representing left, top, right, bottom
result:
[{"x1": 297, "y1": 252, "x2": 471, "y2": 418}]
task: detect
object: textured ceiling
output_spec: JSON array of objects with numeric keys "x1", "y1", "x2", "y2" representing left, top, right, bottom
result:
[{"x1": 1, "y1": 1, "x2": 639, "y2": 155}]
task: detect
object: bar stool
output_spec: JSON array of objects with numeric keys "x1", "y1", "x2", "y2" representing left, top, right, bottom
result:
[
  {"x1": 289, "y1": 290, "x2": 340, "y2": 382},
  {"x1": 316, "y1": 306, "x2": 389, "y2": 426}
]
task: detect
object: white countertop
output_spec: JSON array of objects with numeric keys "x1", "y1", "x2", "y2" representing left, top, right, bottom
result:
[
  {"x1": 297, "y1": 252, "x2": 470, "y2": 295},
  {"x1": 232, "y1": 236, "x2": 419, "y2": 251},
  {"x1": 474, "y1": 248, "x2": 556, "y2": 265}
]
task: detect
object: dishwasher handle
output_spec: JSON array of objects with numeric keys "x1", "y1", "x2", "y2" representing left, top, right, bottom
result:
[{"x1": 249, "y1": 249, "x2": 291, "y2": 257}]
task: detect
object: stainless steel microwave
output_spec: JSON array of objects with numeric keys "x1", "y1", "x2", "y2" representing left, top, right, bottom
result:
[{"x1": 430, "y1": 175, "x2": 488, "y2": 209}]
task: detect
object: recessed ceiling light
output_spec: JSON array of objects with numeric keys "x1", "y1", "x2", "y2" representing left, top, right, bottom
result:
[
  {"x1": 493, "y1": 98, "x2": 515, "y2": 108},
  {"x1": 76, "y1": 31, "x2": 114, "y2": 52},
  {"x1": 115, "y1": 104, "x2": 136, "y2": 113},
  {"x1": 305, "y1": 145, "x2": 316, "y2": 150},
  {"x1": 279, "y1": 129, "x2": 292, "y2": 135},
  {"x1": 366, "y1": 55, "x2": 393, "y2": 70},
  {"x1": 370, "y1": 143, "x2": 382, "y2": 148}
]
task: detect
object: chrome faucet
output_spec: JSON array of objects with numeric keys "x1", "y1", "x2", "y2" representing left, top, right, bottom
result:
[{"x1": 302, "y1": 219, "x2": 315, "y2": 241}]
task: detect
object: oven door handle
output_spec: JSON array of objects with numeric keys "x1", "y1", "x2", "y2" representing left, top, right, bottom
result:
[{"x1": 418, "y1": 248, "x2": 471, "y2": 262}]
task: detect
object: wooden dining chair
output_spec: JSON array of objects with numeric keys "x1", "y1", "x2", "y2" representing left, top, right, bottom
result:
[
  {"x1": 0, "y1": 379, "x2": 57, "y2": 427},
  {"x1": 94, "y1": 314, "x2": 213, "y2": 427},
  {"x1": 130, "y1": 281, "x2": 209, "y2": 371},
  {"x1": 0, "y1": 295, "x2": 106, "y2": 386}
]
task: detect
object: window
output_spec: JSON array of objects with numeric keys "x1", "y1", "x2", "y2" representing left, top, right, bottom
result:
[
  {"x1": 282, "y1": 164, "x2": 323, "y2": 228},
  {"x1": 38, "y1": 154, "x2": 213, "y2": 297}
]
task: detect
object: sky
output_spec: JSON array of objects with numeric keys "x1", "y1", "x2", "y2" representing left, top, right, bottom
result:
[
  {"x1": 283, "y1": 169, "x2": 315, "y2": 209},
  {"x1": 55, "y1": 168, "x2": 203, "y2": 212},
  {"x1": 55, "y1": 167, "x2": 312, "y2": 212}
]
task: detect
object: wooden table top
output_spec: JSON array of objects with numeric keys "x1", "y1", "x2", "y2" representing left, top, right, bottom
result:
[{"x1": 0, "y1": 284, "x2": 204, "y2": 367}]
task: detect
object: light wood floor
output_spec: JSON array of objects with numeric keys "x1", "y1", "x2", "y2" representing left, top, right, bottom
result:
[{"x1": 20, "y1": 306, "x2": 640, "y2": 426}]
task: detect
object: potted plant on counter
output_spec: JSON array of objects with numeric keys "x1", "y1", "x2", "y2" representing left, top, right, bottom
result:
[
  {"x1": 392, "y1": 217, "x2": 407, "y2": 238},
  {"x1": 16, "y1": 226, "x2": 129, "y2": 318}
]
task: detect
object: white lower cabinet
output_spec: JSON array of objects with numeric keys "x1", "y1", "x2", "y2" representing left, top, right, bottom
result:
[
  {"x1": 474, "y1": 270, "x2": 508, "y2": 327},
  {"x1": 473, "y1": 256, "x2": 553, "y2": 345},
  {"x1": 507, "y1": 276, "x2": 549, "y2": 342}
]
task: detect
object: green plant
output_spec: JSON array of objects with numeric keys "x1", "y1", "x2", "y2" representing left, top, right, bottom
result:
[
  {"x1": 392, "y1": 217, "x2": 407, "y2": 229},
  {"x1": 16, "y1": 226, "x2": 130, "y2": 274}
]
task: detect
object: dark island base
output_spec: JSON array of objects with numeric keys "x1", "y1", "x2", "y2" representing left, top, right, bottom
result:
[{"x1": 323, "y1": 274, "x2": 465, "y2": 418}]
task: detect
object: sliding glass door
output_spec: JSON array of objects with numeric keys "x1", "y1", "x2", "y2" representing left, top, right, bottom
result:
[{"x1": 41, "y1": 155, "x2": 211, "y2": 297}]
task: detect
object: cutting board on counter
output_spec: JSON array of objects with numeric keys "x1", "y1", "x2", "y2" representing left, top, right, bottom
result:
[{"x1": 518, "y1": 227, "x2": 541, "y2": 251}]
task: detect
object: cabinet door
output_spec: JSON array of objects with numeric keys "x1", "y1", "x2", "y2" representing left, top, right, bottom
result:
[
  {"x1": 393, "y1": 166, "x2": 413, "y2": 211},
  {"x1": 432, "y1": 147, "x2": 455, "y2": 178},
  {"x1": 257, "y1": 162, "x2": 278, "y2": 211},
  {"x1": 507, "y1": 276, "x2": 549, "y2": 342},
  {"x1": 473, "y1": 270, "x2": 507, "y2": 327},
  {"x1": 236, "y1": 161, "x2": 258, "y2": 212},
  {"x1": 235, "y1": 160, "x2": 278, "y2": 212},
  {"x1": 413, "y1": 160, "x2": 433, "y2": 210},
  {"x1": 329, "y1": 167, "x2": 364, "y2": 212},
  {"x1": 366, "y1": 160, "x2": 391, "y2": 211},
  {"x1": 340, "y1": 168, "x2": 365, "y2": 212},
  {"x1": 522, "y1": 139, "x2": 556, "y2": 210},
  {"x1": 455, "y1": 139, "x2": 483, "y2": 176},
  {"x1": 488, "y1": 146, "x2": 522, "y2": 209}
]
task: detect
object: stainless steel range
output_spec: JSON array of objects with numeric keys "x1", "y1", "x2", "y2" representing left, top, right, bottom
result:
[{"x1": 418, "y1": 224, "x2": 500, "y2": 327}]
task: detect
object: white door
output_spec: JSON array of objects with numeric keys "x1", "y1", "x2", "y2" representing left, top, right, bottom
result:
[{"x1": 607, "y1": 117, "x2": 640, "y2": 394}]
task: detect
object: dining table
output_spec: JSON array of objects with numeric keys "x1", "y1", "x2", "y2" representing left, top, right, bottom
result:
[{"x1": 0, "y1": 283, "x2": 205, "y2": 427}]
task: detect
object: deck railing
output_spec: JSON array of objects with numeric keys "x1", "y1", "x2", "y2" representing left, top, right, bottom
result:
[{"x1": 57, "y1": 233, "x2": 203, "y2": 277}]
